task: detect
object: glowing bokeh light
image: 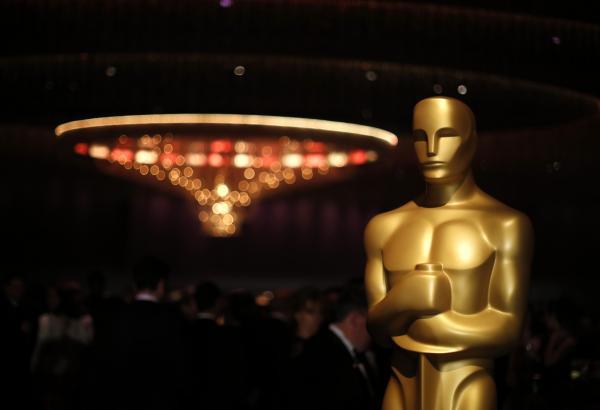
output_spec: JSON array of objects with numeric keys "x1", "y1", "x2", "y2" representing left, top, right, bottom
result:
[
  {"x1": 89, "y1": 144, "x2": 110, "y2": 159},
  {"x1": 233, "y1": 154, "x2": 253, "y2": 168},
  {"x1": 282, "y1": 153, "x2": 303, "y2": 168},
  {"x1": 135, "y1": 150, "x2": 159, "y2": 164},
  {"x1": 216, "y1": 183, "x2": 230, "y2": 198}
]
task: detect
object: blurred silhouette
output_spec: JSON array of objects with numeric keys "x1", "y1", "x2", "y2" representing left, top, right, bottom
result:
[
  {"x1": 84, "y1": 271, "x2": 107, "y2": 335},
  {"x1": 540, "y1": 300, "x2": 579, "y2": 409},
  {"x1": 226, "y1": 290, "x2": 292, "y2": 409},
  {"x1": 287, "y1": 285, "x2": 382, "y2": 410},
  {"x1": 0, "y1": 273, "x2": 33, "y2": 408},
  {"x1": 31, "y1": 284, "x2": 93, "y2": 410},
  {"x1": 289, "y1": 286, "x2": 323, "y2": 357},
  {"x1": 101, "y1": 256, "x2": 184, "y2": 410},
  {"x1": 181, "y1": 281, "x2": 248, "y2": 410},
  {"x1": 503, "y1": 300, "x2": 591, "y2": 410},
  {"x1": 1, "y1": 266, "x2": 598, "y2": 410},
  {"x1": 178, "y1": 292, "x2": 198, "y2": 323}
]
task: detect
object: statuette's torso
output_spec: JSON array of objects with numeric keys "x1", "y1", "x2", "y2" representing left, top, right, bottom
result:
[{"x1": 369, "y1": 191, "x2": 529, "y2": 355}]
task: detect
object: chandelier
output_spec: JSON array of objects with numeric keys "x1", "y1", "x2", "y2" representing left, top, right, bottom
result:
[{"x1": 56, "y1": 114, "x2": 397, "y2": 236}]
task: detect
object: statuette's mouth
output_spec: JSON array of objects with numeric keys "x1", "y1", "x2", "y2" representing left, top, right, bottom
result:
[{"x1": 421, "y1": 161, "x2": 445, "y2": 167}]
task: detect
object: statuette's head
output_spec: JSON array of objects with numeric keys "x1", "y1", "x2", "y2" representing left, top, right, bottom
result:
[{"x1": 412, "y1": 97, "x2": 477, "y2": 183}]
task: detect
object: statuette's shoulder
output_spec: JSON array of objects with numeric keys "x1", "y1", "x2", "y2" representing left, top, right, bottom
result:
[
  {"x1": 477, "y1": 192, "x2": 532, "y2": 228},
  {"x1": 364, "y1": 203, "x2": 415, "y2": 246},
  {"x1": 506, "y1": 210, "x2": 534, "y2": 242},
  {"x1": 487, "y1": 205, "x2": 534, "y2": 256},
  {"x1": 364, "y1": 207, "x2": 407, "y2": 256},
  {"x1": 492, "y1": 203, "x2": 533, "y2": 232}
]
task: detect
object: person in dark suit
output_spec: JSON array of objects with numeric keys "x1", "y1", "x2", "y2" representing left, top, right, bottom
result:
[
  {"x1": 286, "y1": 285, "x2": 383, "y2": 410},
  {"x1": 0, "y1": 273, "x2": 32, "y2": 408},
  {"x1": 181, "y1": 281, "x2": 248, "y2": 410},
  {"x1": 102, "y1": 257, "x2": 184, "y2": 410},
  {"x1": 289, "y1": 286, "x2": 324, "y2": 358}
]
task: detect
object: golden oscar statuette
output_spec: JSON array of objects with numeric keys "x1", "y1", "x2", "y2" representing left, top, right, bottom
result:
[{"x1": 364, "y1": 97, "x2": 533, "y2": 410}]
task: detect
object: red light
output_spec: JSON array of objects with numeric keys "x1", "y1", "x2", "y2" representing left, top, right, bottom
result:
[
  {"x1": 211, "y1": 140, "x2": 233, "y2": 153},
  {"x1": 305, "y1": 141, "x2": 327, "y2": 153},
  {"x1": 305, "y1": 154, "x2": 326, "y2": 168},
  {"x1": 349, "y1": 150, "x2": 367, "y2": 165},
  {"x1": 160, "y1": 152, "x2": 177, "y2": 165},
  {"x1": 261, "y1": 156, "x2": 277, "y2": 168},
  {"x1": 74, "y1": 143, "x2": 88, "y2": 155},
  {"x1": 208, "y1": 153, "x2": 224, "y2": 167}
]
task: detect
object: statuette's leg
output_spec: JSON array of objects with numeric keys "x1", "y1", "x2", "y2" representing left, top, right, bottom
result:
[
  {"x1": 452, "y1": 370, "x2": 496, "y2": 410},
  {"x1": 383, "y1": 350, "x2": 419, "y2": 410}
]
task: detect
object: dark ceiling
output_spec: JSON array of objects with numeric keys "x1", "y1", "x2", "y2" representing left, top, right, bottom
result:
[
  {"x1": 1, "y1": 0, "x2": 599, "y2": 129},
  {"x1": 1, "y1": 1, "x2": 599, "y2": 296}
]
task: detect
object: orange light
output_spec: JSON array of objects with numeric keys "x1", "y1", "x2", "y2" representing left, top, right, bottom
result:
[
  {"x1": 239, "y1": 180, "x2": 250, "y2": 191},
  {"x1": 234, "y1": 141, "x2": 249, "y2": 153},
  {"x1": 111, "y1": 148, "x2": 134, "y2": 162},
  {"x1": 305, "y1": 141, "x2": 327, "y2": 153},
  {"x1": 305, "y1": 154, "x2": 326, "y2": 168},
  {"x1": 186, "y1": 153, "x2": 207, "y2": 166},
  {"x1": 208, "y1": 153, "x2": 224, "y2": 167},
  {"x1": 261, "y1": 155, "x2": 277, "y2": 168},
  {"x1": 366, "y1": 150, "x2": 378, "y2": 162},
  {"x1": 160, "y1": 153, "x2": 177, "y2": 168}
]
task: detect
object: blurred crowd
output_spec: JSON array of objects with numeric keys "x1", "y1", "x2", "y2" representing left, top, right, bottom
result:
[{"x1": 1, "y1": 258, "x2": 599, "y2": 410}]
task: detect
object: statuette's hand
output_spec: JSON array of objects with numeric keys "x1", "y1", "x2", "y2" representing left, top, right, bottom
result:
[
  {"x1": 396, "y1": 263, "x2": 452, "y2": 315},
  {"x1": 367, "y1": 263, "x2": 451, "y2": 340}
]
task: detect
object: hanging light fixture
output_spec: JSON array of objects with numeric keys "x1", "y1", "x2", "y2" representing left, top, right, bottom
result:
[{"x1": 56, "y1": 114, "x2": 398, "y2": 236}]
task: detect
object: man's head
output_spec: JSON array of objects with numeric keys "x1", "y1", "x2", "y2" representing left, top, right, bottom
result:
[
  {"x1": 132, "y1": 256, "x2": 170, "y2": 300},
  {"x1": 179, "y1": 294, "x2": 198, "y2": 321},
  {"x1": 194, "y1": 281, "x2": 222, "y2": 313},
  {"x1": 333, "y1": 286, "x2": 371, "y2": 352},
  {"x1": 291, "y1": 287, "x2": 323, "y2": 339},
  {"x1": 2, "y1": 273, "x2": 25, "y2": 304},
  {"x1": 86, "y1": 270, "x2": 106, "y2": 298},
  {"x1": 412, "y1": 97, "x2": 477, "y2": 183}
]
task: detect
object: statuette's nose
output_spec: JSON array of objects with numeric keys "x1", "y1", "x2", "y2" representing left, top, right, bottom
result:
[{"x1": 426, "y1": 134, "x2": 438, "y2": 156}]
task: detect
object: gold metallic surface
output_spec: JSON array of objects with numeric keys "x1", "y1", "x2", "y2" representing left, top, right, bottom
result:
[
  {"x1": 55, "y1": 114, "x2": 398, "y2": 146},
  {"x1": 365, "y1": 97, "x2": 533, "y2": 410}
]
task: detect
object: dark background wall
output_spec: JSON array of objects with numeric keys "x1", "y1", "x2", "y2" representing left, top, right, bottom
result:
[{"x1": 1, "y1": 1, "x2": 599, "y2": 309}]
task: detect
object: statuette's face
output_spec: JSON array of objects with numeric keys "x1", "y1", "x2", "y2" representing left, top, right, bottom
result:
[{"x1": 412, "y1": 97, "x2": 477, "y2": 182}]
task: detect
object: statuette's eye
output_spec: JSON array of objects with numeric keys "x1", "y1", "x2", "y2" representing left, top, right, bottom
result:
[
  {"x1": 436, "y1": 128, "x2": 459, "y2": 138},
  {"x1": 413, "y1": 129, "x2": 427, "y2": 141}
]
